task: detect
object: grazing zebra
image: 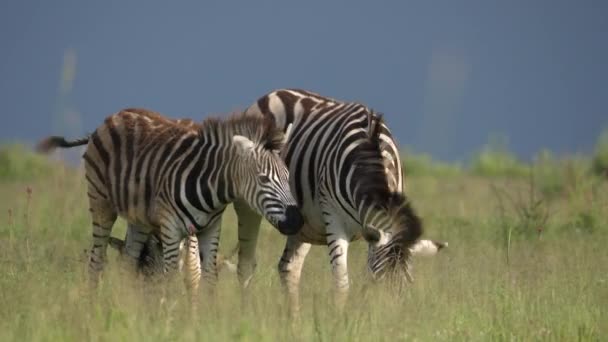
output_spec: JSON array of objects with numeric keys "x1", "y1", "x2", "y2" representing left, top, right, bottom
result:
[
  {"x1": 36, "y1": 108, "x2": 303, "y2": 289},
  {"x1": 239, "y1": 89, "x2": 423, "y2": 313}
]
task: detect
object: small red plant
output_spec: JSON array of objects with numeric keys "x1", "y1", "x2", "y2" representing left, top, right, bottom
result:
[
  {"x1": 24, "y1": 186, "x2": 33, "y2": 227},
  {"x1": 536, "y1": 226, "x2": 544, "y2": 239}
]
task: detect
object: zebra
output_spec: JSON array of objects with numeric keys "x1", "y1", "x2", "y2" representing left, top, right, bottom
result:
[
  {"x1": 121, "y1": 90, "x2": 427, "y2": 311},
  {"x1": 36, "y1": 108, "x2": 304, "y2": 289},
  {"x1": 120, "y1": 90, "x2": 431, "y2": 312},
  {"x1": 239, "y1": 89, "x2": 423, "y2": 313}
]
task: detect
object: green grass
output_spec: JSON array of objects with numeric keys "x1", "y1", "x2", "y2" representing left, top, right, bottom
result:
[
  {"x1": 469, "y1": 142, "x2": 529, "y2": 178},
  {"x1": 0, "y1": 147, "x2": 607, "y2": 341},
  {"x1": 593, "y1": 128, "x2": 608, "y2": 177},
  {"x1": 401, "y1": 149, "x2": 463, "y2": 178},
  {"x1": 0, "y1": 144, "x2": 62, "y2": 182}
]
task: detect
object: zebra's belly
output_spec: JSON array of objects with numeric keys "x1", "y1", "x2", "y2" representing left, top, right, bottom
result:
[
  {"x1": 117, "y1": 208, "x2": 158, "y2": 232},
  {"x1": 296, "y1": 225, "x2": 327, "y2": 245},
  {"x1": 113, "y1": 197, "x2": 160, "y2": 231},
  {"x1": 297, "y1": 197, "x2": 363, "y2": 245},
  {"x1": 296, "y1": 202, "x2": 326, "y2": 244}
]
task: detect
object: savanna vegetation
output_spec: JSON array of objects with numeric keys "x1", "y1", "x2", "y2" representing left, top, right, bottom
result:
[{"x1": 0, "y1": 134, "x2": 606, "y2": 341}]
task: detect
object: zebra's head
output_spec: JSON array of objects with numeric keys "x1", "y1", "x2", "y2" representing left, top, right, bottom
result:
[
  {"x1": 231, "y1": 123, "x2": 303, "y2": 235},
  {"x1": 362, "y1": 194, "x2": 423, "y2": 281},
  {"x1": 351, "y1": 113, "x2": 423, "y2": 281}
]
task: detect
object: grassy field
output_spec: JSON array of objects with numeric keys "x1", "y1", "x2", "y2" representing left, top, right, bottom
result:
[{"x1": 0, "y1": 145, "x2": 607, "y2": 341}]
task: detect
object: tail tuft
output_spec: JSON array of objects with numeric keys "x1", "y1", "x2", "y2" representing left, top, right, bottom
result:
[
  {"x1": 35, "y1": 135, "x2": 89, "y2": 154},
  {"x1": 35, "y1": 136, "x2": 64, "y2": 154}
]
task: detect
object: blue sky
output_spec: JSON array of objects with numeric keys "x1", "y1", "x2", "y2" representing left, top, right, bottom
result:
[{"x1": 1, "y1": 1, "x2": 606, "y2": 161}]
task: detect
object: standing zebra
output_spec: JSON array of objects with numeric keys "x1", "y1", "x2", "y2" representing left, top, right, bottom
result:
[
  {"x1": 239, "y1": 89, "x2": 423, "y2": 313},
  {"x1": 37, "y1": 108, "x2": 303, "y2": 288}
]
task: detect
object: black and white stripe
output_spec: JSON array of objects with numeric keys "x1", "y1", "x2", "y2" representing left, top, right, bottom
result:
[
  {"x1": 239, "y1": 89, "x2": 423, "y2": 312},
  {"x1": 37, "y1": 108, "x2": 303, "y2": 290}
]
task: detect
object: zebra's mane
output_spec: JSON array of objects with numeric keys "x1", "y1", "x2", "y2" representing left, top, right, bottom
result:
[
  {"x1": 353, "y1": 113, "x2": 423, "y2": 243},
  {"x1": 198, "y1": 112, "x2": 285, "y2": 151}
]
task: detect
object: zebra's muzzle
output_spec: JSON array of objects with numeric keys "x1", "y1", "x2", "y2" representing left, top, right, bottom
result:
[{"x1": 277, "y1": 205, "x2": 304, "y2": 235}]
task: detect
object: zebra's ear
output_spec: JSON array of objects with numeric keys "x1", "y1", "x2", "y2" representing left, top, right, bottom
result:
[{"x1": 233, "y1": 135, "x2": 256, "y2": 156}]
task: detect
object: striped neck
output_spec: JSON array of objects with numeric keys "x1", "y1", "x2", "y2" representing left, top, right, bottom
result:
[{"x1": 185, "y1": 142, "x2": 238, "y2": 211}]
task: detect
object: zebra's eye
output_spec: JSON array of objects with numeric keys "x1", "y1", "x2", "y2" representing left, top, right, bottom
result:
[{"x1": 259, "y1": 175, "x2": 271, "y2": 184}]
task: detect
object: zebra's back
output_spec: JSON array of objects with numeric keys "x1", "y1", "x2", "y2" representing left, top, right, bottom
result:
[
  {"x1": 84, "y1": 108, "x2": 201, "y2": 229},
  {"x1": 246, "y1": 89, "x2": 404, "y2": 243}
]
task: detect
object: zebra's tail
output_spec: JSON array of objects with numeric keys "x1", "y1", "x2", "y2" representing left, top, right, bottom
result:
[{"x1": 35, "y1": 135, "x2": 89, "y2": 154}]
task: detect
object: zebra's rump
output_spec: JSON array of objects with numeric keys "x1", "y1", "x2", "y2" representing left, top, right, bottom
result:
[
  {"x1": 245, "y1": 88, "x2": 416, "y2": 248},
  {"x1": 286, "y1": 105, "x2": 399, "y2": 217}
]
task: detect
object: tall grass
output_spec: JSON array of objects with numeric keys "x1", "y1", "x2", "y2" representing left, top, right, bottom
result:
[
  {"x1": 0, "y1": 145, "x2": 606, "y2": 340},
  {"x1": 593, "y1": 128, "x2": 608, "y2": 178},
  {"x1": 0, "y1": 144, "x2": 60, "y2": 182},
  {"x1": 401, "y1": 149, "x2": 463, "y2": 178},
  {"x1": 469, "y1": 137, "x2": 529, "y2": 178}
]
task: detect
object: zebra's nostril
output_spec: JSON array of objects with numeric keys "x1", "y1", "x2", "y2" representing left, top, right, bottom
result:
[{"x1": 277, "y1": 205, "x2": 303, "y2": 235}]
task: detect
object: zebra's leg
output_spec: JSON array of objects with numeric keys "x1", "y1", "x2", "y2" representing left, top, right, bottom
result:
[
  {"x1": 324, "y1": 214, "x2": 351, "y2": 311},
  {"x1": 233, "y1": 199, "x2": 262, "y2": 289},
  {"x1": 159, "y1": 223, "x2": 185, "y2": 276},
  {"x1": 183, "y1": 234, "x2": 202, "y2": 305},
  {"x1": 154, "y1": 222, "x2": 184, "y2": 308},
  {"x1": 121, "y1": 223, "x2": 150, "y2": 273},
  {"x1": 197, "y1": 214, "x2": 222, "y2": 293},
  {"x1": 87, "y1": 198, "x2": 117, "y2": 288},
  {"x1": 278, "y1": 234, "x2": 311, "y2": 318}
]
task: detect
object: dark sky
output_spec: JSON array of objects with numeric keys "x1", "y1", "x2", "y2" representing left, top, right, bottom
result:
[{"x1": 1, "y1": 1, "x2": 606, "y2": 161}]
